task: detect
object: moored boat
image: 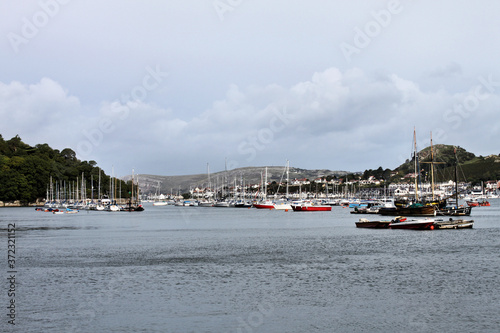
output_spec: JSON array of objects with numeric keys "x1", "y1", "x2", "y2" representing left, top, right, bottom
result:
[
  {"x1": 436, "y1": 205, "x2": 472, "y2": 216},
  {"x1": 389, "y1": 218, "x2": 436, "y2": 230},
  {"x1": 355, "y1": 218, "x2": 392, "y2": 228},
  {"x1": 253, "y1": 200, "x2": 275, "y2": 209},
  {"x1": 379, "y1": 204, "x2": 436, "y2": 217},
  {"x1": 466, "y1": 199, "x2": 490, "y2": 207},
  {"x1": 234, "y1": 200, "x2": 252, "y2": 208},
  {"x1": 291, "y1": 203, "x2": 332, "y2": 211},
  {"x1": 433, "y1": 218, "x2": 474, "y2": 229},
  {"x1": 273, "y1": 201, "x2": 293, "y2": 211}
]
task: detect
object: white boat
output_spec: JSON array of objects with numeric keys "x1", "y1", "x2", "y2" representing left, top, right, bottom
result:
[
  {"x1": 105, "y1": 204, "x2": 120, "y2": 212},
  {"x1": 273, "y1": 201, "x2": 293, "y2": 210},
  {"x1": 214, "y1": 200, "x2": 230, "y2": 207},
  {"x1": 198, "y1": 200, "x2": 215, "y2": 207}
]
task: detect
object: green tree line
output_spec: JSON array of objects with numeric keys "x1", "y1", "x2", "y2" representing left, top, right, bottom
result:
[{"x1": 0, "y1": 134, "x2": 132, "y2": 203}]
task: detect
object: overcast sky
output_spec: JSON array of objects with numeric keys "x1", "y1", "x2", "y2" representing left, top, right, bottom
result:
[{"x1": 1, "y1": 0, "x2": 500, "y2": 177}]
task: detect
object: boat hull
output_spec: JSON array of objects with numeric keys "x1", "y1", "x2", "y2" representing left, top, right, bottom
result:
[
  {"x1": 436, "y1": 206, "x2": 472, "y2": 216},
  {"x1": 273, "y1": 203, "x2": 293, "y2": 210},
  {"x1": 291, "y1": 205, "x2": 332, "y2": 211},
  {"x1": 355, "y1": 220, "x2": 391, "y2": 228},
  {"x1": 389, "y1": 220, "x2": 435, "y2": 230},
  {"x1": 434, "y1": 219, "x2": 474, "y2": 229},
  {"x1": 379, "y1": 205, "x2": 436, "y2": 217},
  {"x1": 253, "y1": 204, "x2": 274, "y2": 209}
]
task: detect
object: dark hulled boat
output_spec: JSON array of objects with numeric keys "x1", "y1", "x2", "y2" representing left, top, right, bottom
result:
[{"x1": 378, "y1": 204, "x2": 436, "y2": 217}]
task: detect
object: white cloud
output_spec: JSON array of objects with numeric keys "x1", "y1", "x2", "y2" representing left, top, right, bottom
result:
[{"x1": 1, "y1": 66, "x2": 500, "y2": 176}]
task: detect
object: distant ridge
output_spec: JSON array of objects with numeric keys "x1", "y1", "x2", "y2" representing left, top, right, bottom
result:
[
  {"x1": 126, "y1": 166, "x2": 350, "y2": 194},
  {"x1": 129, "y1": 144, "x2": 500, "y2": 194}
]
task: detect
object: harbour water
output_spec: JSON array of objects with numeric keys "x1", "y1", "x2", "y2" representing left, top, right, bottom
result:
[{"x1": 1, "y1": 201, "x2": 499, "y2": 332}]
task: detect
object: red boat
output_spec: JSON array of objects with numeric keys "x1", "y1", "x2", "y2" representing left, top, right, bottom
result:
[
  {"x1": 291, "y1": 203, "x2": 332, "y2": 211},
  {"x1": 253, "y1": 200, "x2": 275, "y2": 209},
  {"x1": 466, "y1": 200, "x2": 490, "y2": 207}
]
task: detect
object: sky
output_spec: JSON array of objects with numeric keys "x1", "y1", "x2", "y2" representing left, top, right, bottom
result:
[{"x1": 1, "y1": 0, "x2": 500, "y2": 177}]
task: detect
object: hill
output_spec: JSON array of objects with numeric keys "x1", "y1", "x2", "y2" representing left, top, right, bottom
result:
[
  {"x1": 129, "y1": 166, "x2": 350, "y2": 195},
  {"x1": 388, "y1": 144, "x2": 500, "y2": 184},
  {"x1": 0, "y1": 134, "x2": 131, "y2": 203}
]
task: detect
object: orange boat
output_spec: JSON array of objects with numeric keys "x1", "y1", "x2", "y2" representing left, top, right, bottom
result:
[{"x1": 466, "y1": 200, "x2": 490, "y2": 207}]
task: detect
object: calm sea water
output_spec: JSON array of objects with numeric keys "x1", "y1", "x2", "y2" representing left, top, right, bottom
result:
[{"x1": 1, "y1": 200, "x2": 499, "y2": 333}]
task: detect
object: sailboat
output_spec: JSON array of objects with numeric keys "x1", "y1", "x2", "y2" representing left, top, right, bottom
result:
[
  {"x1": 213, "y1": 160, "x2": 232, "y2": 207},
  {"x1": 253, "y1": 167, "x2": 275, "y2": 209},
  {"x1": 122, "y1": 170, "x2": 145, "y2": 211},
  {"x1": 379, "y1": 129, "x2": 436, "y2": 217},
  {"x1": 274, "y1": 160, "x2": 293, "y2": 211},
  {"x1": 199, "y1": 163, "x2": 216, "y2": 207},
  {"x1": 234, "y1": 172, "x2": 252, "y2": 208},
  {"x1": 152, "y1": 181, "x2": 168, "y2": 206},
  {"x1": 436, "y1": 147, "x2": 473, "y2": 216}
]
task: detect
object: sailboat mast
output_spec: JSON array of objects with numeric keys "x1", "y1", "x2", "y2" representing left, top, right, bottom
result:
[
  {"x1": 454, "y1": 147, "x2": 459, "y2": 207},
  {"x1": 430, "y1": 132, "x2": 435, "y2": 200},
  {"x1": 264, "y1": 167, "x2": 268, "y2": 199},
  {"x1": 131, "y1": 169, "x2": 134, "y2": 204},
  {"x1": 413, "y1": 128, "x2": 419, "y2": 201},
  {"x1": 286, "y1": 160, "x2": 289, "y2": 199},
  {"x1": 98, "y1": 168, "x2": 101, "y2": 200}
]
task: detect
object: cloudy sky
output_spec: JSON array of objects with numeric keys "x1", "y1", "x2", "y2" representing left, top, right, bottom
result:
[{"x1": 1, "y1": 0, "x2": 500, "y2": 177}]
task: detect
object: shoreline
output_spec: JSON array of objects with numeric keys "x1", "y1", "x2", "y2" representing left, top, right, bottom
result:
[{"x1": 0, "y1": 201, "x2": 45, "y2": 208}]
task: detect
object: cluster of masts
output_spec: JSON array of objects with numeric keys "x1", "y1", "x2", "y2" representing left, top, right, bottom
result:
[{"x1": 44, "y1": 169, "x2": 142, "y2": 211}]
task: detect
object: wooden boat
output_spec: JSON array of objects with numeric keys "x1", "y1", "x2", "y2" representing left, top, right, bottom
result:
[
  {"x1": 355, "y1": 218, "x2": 392, "y2": 228},
  {"x1": 378, "y1": 204, "x2": 436, "y2": 217}
]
